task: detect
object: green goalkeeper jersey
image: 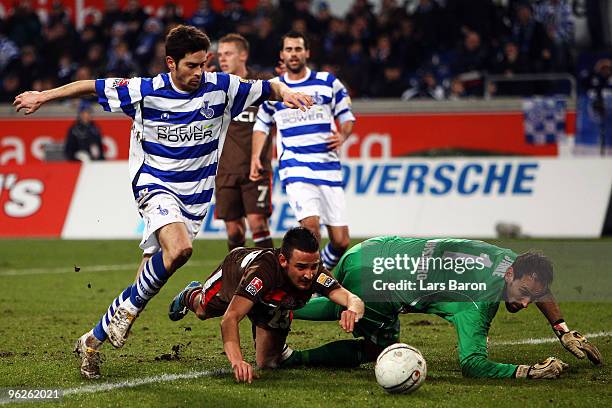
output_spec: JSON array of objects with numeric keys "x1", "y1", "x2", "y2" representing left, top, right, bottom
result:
[{"x1": 337, "y1": 236, "x2": 519, "y2": 378}]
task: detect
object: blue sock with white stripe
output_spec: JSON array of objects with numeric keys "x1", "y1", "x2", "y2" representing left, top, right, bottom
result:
[
  {"x1": 128, "y1": 251, "x2": 170, "y2": 312},
  {"x1": 321, "y1": 243, "x2": 343, "y2": 270},
  {"x1": 92, "y1": 285, "x2": 132, "y2": 342}
]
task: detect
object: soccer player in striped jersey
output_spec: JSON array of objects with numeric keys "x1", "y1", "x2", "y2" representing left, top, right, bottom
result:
[
  {"x1": 250, "y1": 31, "x2": 355, "y2": 271},
  {"x1": 13, "y1": 25, "x2": 312, "y2": 379}
]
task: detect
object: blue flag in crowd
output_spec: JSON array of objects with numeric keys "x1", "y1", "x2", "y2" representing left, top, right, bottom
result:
[{"x1": 523, "y1": 97, "x2": 566, "y2": 145}]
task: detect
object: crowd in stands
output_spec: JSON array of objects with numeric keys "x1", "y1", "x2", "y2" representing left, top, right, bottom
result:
[{"x1": 0, "y1": 0, "x2": 600, "y2": 102}]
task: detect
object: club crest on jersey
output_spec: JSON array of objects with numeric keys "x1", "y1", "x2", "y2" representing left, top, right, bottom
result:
[
  {"x1": 316, "y1": 273, "x2": 335, "y2": 287},
  {"x1": 312, "y1": 91, "x2": 324, "y2": 105},
  {"x1": 245, "y1": 277, "x2": 264, "y2": 296},
  {"x1": 112, "y1": 78, "x2": 130, "y2": 88},
  {"x1": 200, "y1": 101, "x2": 214, "y2": 119},
  {"x1": 157, "y1": 205, "x2": 168, "y2": 216}
]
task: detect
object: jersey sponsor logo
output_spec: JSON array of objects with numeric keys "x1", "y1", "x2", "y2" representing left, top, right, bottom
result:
[
  {"x1": 112, "y1": 78, "x2": 130, "y2": 88},
  {"x1": 316, "y1": 273, "x2": 335, "y2": 287},
  {"x1": 279, "y1": 107, "x2": 326, "y2": 125},
  {"x1": 161, "y1": 112, "x2": 170, "y2": 120},
  {"x1": 245, "y1": 277, "x2": 264, "y2": 296},
  {"x1": 156, "y1": 124, "x2": 213, "y2": 142},
  {"x1": 200, "y1": 101, "x2": 215, "y2": 119}
]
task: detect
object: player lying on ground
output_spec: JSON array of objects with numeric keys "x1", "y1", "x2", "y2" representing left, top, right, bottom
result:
[
  {"x1": 13, "y1": 24, "x2": 313, "y2": 380},
  {"x1": 282, "y1": 237, "x2": 602, "y2": 379},
  {"x1": 168, "y1": 227, "x2": 364, "y2": 383}
]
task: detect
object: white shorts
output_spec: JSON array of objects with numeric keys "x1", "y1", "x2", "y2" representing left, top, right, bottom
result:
[
  {"x1": 285, "y1": 182, "x2": 347, "y2": 226},
  {"x1": 139, "y1": 193, "x2": 204, "y2": 255}
]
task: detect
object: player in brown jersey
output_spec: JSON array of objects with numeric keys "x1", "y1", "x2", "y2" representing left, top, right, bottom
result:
[
  {"x1": 168, "y1": 227, "x2": 364, "y2": 383},
  {"x1": 215, "y1": 34, "x2": 275, "y2": 250}
]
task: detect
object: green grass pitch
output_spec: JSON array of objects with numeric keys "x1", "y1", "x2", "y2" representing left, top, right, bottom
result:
[{"x1": 0, "y1": 238, "x2": 610, "y2": 407}]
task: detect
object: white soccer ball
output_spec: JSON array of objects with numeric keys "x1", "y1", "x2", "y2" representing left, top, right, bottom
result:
[{"x1": 375, "y1": 343, "x2": 427, "y2": 394}]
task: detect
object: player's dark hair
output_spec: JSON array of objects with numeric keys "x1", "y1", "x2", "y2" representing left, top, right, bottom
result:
[
  {"x1": 219, "y1": 33, "x2": 250, "y2": 54},
  {"x1": 280, "y1": 31, "x2": 310, "y2": 50},
  {"x1": 512, "y1": 251, "x2": 553, "y2": 287},
  {"x1": 165, "y1": 25, "x2": 211, "y2": 64},
  {"x1": 281, "y1": 227, "x2": 319, "y2": 260}
]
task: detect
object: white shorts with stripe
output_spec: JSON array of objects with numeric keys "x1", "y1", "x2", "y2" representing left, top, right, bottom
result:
[{"x1": 285, "y1": 181, "x2": 347, "y2": 226}]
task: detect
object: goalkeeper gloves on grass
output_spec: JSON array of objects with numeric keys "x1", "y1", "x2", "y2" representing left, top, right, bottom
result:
[
  {"x1": 515, "y1": 357, "x2": 569, "y2": 379},
  {"x1": 553, "y1": 320, "x2": 603, "y2": 365}
]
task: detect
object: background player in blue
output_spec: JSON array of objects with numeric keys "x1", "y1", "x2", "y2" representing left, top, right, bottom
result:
[
  {"x1": 13, "y1": 25, "x2": 313, "y2": 379},
  {"x1": 250, "y1": 31, "x2": 355, "y2": 271}
]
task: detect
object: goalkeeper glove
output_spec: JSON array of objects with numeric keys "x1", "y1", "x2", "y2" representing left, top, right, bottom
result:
[
  {"x1": 553, "y1": 320, "x2": 603, "y2": 365},
  {"x1": 515, "y1": 357, "x2": 568, "y2": 379}
]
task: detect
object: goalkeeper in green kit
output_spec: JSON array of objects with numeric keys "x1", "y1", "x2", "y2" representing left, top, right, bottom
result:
[{"x1": 281, "y1": 236, "x2": 602, "y2": 379}]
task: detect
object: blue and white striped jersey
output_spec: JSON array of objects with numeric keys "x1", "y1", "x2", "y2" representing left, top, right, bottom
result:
[
  {"x1": 95, "y1": 72, "x2": 271, "y2": 220},
  {"x1": 254, "y1": 69, "x2": 355, "y2": 187}
]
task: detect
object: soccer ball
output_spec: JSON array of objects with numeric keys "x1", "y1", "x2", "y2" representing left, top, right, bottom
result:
[{"x1": 374, "y1": 343, "x2": 427, "y2": 394}]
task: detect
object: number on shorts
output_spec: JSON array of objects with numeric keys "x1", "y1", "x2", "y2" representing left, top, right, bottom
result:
[{"x1": 257, "y1": 185, "x2": 269, "y2": 203}]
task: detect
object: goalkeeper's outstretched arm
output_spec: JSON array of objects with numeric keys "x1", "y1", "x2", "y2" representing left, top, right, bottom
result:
[{"x1": 536, "y1": 293, "x2": 603, "y2": 365}]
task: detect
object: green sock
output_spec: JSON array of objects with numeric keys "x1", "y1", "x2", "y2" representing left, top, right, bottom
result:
[{"x1": 283, "y1": 340, "x2": 366, "y2": 368}]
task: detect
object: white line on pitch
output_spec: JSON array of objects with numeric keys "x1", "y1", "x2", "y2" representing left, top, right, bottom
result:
[
  {"x1": 0, "y1": 260, "x2": 219, "y2": 276},
  {"x1": 492, "y1": 330, "x2": 612, "y2": 346},
  {"x1": 0, "y1": 368, "x2": 231, "y2": 405}
]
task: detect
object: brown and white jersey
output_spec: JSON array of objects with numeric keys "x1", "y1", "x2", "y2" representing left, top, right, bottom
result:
[
  {"x1": 216, "y1": 247, "x2": 340, "y2": 309},
  {"x1": 217, "y1": 69, "x2": 273, "y2": 176}
]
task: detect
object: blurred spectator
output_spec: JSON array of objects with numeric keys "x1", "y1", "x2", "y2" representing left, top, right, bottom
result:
[
  {"x1": 158, "y1": 2, "x2": 184, "y2": 28},
  {"x1": 220, "y1": 0, "x2": 250, "y2": 36},
  {"x1": 376, "y1": 0, "x2": 407, "y2": 35},
  {"x1": 395, "y1": 18, "x2": 423, "y2": 74},
  {"x1": 341, "y1": 41, "x2": 371, "y2": 97},
  {"x1": 0, "y1": 72, "x2": 21, "y2": 102},
  {"x1": 101, "y1": 0, "x2": 123, "y2": 41},
  {"x1": 188, "y1": 0, "x2": 220, "y2": 35},
  {"x1": 581, "y1": 57, "x2": 612, "y2": 95},
  {"x1": 15, "y1": 45, "x2": 44, "y2": 90},
  {"x1": 533, "y1": 0, "x2": 574, "y2": 72},
  {"x1": 135, "y1": 18, "x2": 163, "y2": 67},
  {"x1": 4, "y1": 0, "x2": 42, "y2": 47},
  {"x1": 510, "y1": 3, "x2": 552, "y2": 72},
  {"x1": 0, "y1": 32, "x2": 19, "y2": 74},
  {"x1": 370, "y1": 63, "x2": 409, "y2": 97},
  {"x1": 447, "y1": 77, "x2": 467, "y2": 100},
  {"x1": 122, "y1": 0, "x2": 149, "y2": 47},
  {"x1": 250, "y1": 16, "x2": 280, "y2": 70},
  {"x1": 446, "y1": 0, "x2": 498, "y2": 42},
  {"x1": 402, "y1": 70, "x2": 445, "y2": 100},
  {"x1": 57, "y1": 54, "x2": 78, "y2": 86},
  {"x1": 315, "y1": 1, "x2": 333, "y2": 33},
  {"x1": 106, "y1": 41, "x2": 139, "y2": 77},
  {"x1": 411, "y1": 0, "x2": 451, "y2": 51},
  {"x1": 451, "y1": 30, "x2": 489, "y2": 95},
  {"x1": 64, "y1": 101, "x2": 105, "y2": 162}
]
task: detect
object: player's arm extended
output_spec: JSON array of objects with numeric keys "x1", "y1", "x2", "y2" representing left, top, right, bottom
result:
[
  {"x1": 536, "y1": 293, "x2": 602, "y2": 364},
  {"x1": 328, "y1": 120, "x2": 355, "y2": 150},
  {"x1": 221, "y1": 295, "x2": 256, "y2": 383},
  {"x1": 268, "y1": 80, "x2": 312, "y2": 111},
  {"x1": 13, "y1": 80, "x2": 97, "y2": 115},
  {"x1": 250, "y1": 130, "x2": 268, "y2": 181},
  {"x1": 452, "y1": 308, "x2": 568, "y2": 379},
  {"x1": 326, "y1": 287, "x2": 364, "y2": 333}
]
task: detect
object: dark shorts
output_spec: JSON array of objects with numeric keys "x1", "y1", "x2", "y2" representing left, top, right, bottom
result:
[{"x1": 215, "y1": 173, "x2": 272, "y2": 221}]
